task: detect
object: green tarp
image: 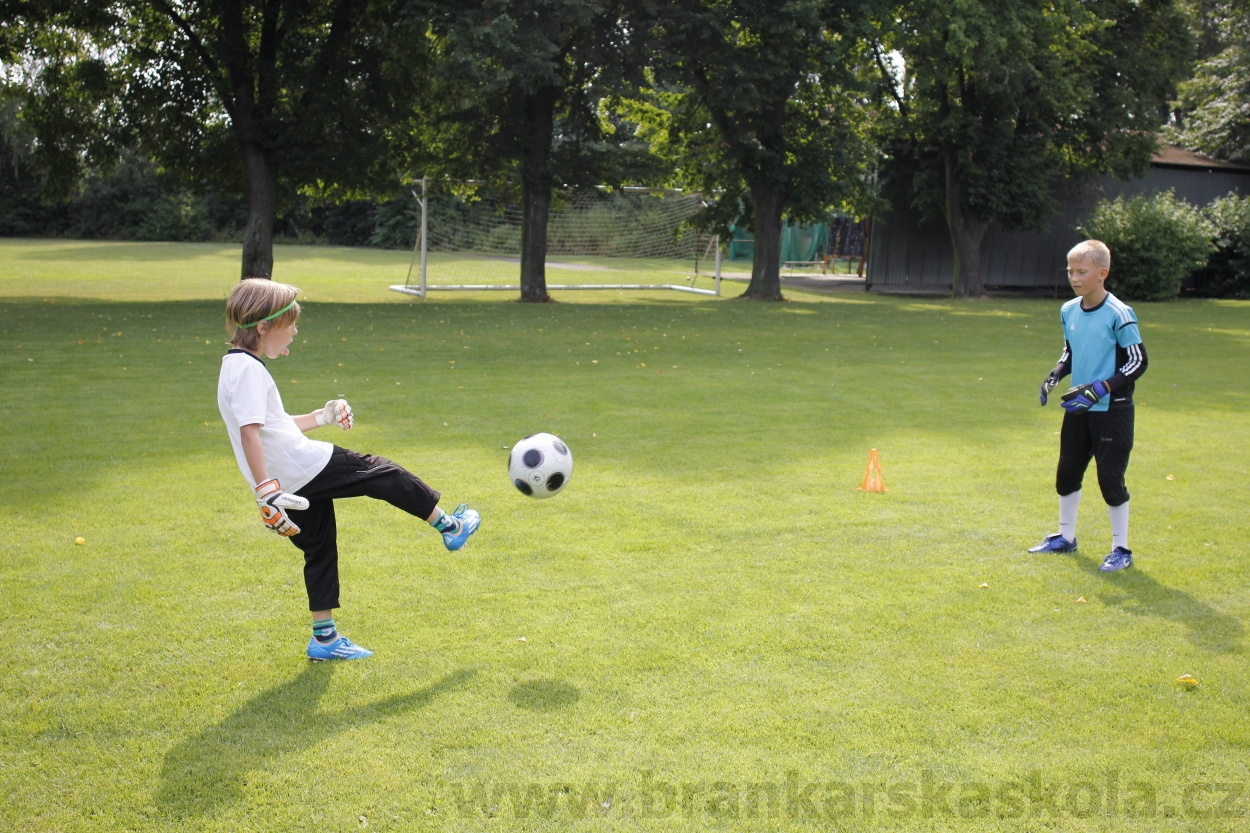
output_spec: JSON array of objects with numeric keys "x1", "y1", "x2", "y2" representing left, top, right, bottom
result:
[{"x1": 726, "y1": 221, "x2": 829, "y2": 263}]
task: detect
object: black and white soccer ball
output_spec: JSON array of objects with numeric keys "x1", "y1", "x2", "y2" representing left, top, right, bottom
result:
[{"x1": 508, "y1": 433, "x2": 573, "y2": 499}]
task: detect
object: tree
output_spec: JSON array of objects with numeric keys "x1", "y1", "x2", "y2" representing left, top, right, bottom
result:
[
  {"x1": 643, "y1": 0, "x2": 885, "y2": 300},
  {"x1": 883, "y1": 0, "x2": 1192, "y2": 296},
  {"x1": 1170, "y1": 2, "x2": 1250, "y2": 162},
  {"x1": 1, "y1": 1, "x2": 129, "y2": 203},
  {"x1": 0, "y1": 84, "x2": 61, "y2": 235},
  {"x1": 419, "y1": 0, "x2": 658, "y2": 302},
  {"x1": 1179, "y1": 0, "x2": 1240, "y2": 62},
  {"x1": 4, "y1": 0, "x2": 431, "y2": 278}
]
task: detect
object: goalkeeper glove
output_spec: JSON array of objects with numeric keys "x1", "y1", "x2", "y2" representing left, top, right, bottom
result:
[
  {"x1": 1060, "y1": 379, "x2": 1111, "y2": 414},
  {"x1": 1039, "y1": 374, "x2": 1062, "y2": 406},
  {"x1": 315, "y1": 399, "x2": 354, "y2": 430},
  {"x1": 255, "y1": 479, "x2": 310, "y2": 537}
]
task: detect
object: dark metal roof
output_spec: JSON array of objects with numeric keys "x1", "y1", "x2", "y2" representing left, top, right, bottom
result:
[{"x1": 1151, "y1": 144, "x2": 1250, "y2": 172}]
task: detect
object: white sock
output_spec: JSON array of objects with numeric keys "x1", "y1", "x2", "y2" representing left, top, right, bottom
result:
[
  {"x1": 1108, "y1": 502, "x2": 1129, "y2": 551},
  {"x1": 1058, "y1": 490, "x2": 1081, "y2": 543}
]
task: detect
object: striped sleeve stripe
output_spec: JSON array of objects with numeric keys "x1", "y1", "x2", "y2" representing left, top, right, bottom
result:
[
  {"x1": 1107, "y1": 296, "x2": 1137, "y2": 328},
  {"x1": 1120, "y1": 343, "x2": 1144, "y2": 377}
]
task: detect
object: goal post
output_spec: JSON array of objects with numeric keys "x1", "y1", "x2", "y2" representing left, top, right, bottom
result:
[{"x1": 391, "y1": 179, "x2": 722, "y2": 297}]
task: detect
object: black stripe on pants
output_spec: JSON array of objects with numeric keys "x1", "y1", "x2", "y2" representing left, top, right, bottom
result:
[
  {"x1": 286, "y1": 446, "x2": 441, "y2": 611},
  {"x1": 1056, "y1": 407, "x2": 1134, "y2": 506}
]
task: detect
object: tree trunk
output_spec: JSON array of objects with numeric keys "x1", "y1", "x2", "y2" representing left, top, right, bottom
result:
[
  {"x1": 519, "y1": 179, "x2": 552, "y2": 303},
  {"x1": 240, "y1": 139, "x2": 278, "y2": 279},
  {"x1": 519, "y1": 86, "x2": 558, "y2": 303},
  {"x1": 943, "y1": 153, "x2": 989, "y2": 297},
  {"x1": 741, "y1": 179, "x2": 787, "y2": 300}
]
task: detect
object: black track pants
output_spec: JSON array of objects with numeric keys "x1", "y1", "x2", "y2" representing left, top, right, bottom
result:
[
  {"x1": 286, "y1": 447, "x2": 441, "y2": 611},
  {"x1": 1055, "y1": 407, "x2": 1134, "y2": 506}
]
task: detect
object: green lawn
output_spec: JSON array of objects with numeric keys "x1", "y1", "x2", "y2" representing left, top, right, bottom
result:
[
  {"x1": 2, "y1": 238, "x2": 1249, "y2": 832},
  {"x1": 419, "y1": 252, "x2": 721, "y2": 289}
]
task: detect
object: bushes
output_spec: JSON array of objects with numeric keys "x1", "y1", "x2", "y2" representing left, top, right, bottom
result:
[
  {"x1": 0, "y1": 155, "x2": 228, "y2": 242},
  {"x1": 305, "y1": 201, "x2": 378, "y2": 247},
  {"x1": 134, "y1": 193, "x2": 215, "y2": 242},
  {"x1": 274, "y1": 193, "x2": 415, "y2": 248},
  {"x1": 1199, "y1": 193, "x2": 1250, "y2": 299},
  {"x1": 0, "y1": 145, "x2": 416, "y2": 248},
  {"x1": 64, "y1": 157, "x2": 215, "y2": 242},
  {"x1": 367, "y1": 193, "x2": 418, "y2": 250},
  {"x1": 1080, "y1": 189, "x2": 1250, "y2": 301},
  {"x1": 1079, "y1": 190, "x2": 1215, "y2": 302}
]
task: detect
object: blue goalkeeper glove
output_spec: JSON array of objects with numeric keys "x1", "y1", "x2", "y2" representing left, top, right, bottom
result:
[
  {"x1": 1060, "y1": 379, "x2": 1111, "y2": 414},
  {"x1": 1039, "y1": 373, "x2": 1062, "y2": 406}
]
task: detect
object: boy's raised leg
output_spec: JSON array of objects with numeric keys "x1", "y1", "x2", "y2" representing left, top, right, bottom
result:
[{"x1": 432, "y1": 504, "x2": 481, "y2": 551}]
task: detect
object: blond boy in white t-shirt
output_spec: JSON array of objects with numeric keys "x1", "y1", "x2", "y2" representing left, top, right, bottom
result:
[{"x1": 218, "y1": 279, "x2": 480, "y2": 661}]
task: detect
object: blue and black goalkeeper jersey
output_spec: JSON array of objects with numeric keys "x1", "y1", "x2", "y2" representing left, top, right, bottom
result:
[{"x1": 1050, "y1": 292, "x2": 1147, "y2": 411}]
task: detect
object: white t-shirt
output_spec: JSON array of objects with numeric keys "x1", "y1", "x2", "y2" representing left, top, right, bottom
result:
[{"x1": 217, "y1": 350, "x2": 332, "y2": 493}]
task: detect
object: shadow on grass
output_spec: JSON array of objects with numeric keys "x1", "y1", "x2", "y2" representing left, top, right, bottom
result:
[
  {"x1": 508, "y1": 679, "x2": 581, "y2": 711},
  {"x1": 154, "y1": 664, "x2": 475, "y2": 818},
  {"x1": 5, "y1": 239, "x2": 402, "y2": 265},
  {"x1": 1074, "y1": 554, "x2": 1245, "y2": 654},
  {"x1": 10, "y1": 241, "x2": 238, "y2": 262}
]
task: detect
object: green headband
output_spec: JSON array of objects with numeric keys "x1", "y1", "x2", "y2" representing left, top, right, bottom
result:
[{"x1": 238, "y1": 299, "x2": 298, "y2": 329}]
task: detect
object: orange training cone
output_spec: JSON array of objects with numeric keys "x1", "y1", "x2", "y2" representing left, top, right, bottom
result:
[{"x1": 860, "y1": 448, "x2": 886, "y2": 492}]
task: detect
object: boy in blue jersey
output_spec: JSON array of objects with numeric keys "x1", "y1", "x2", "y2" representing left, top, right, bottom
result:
[{"x1": 1031, "y1": 240, "x2": 1148, "y2": 572}]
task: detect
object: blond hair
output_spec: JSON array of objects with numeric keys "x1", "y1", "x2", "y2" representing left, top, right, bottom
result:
[
  {"x1": 1068, "y1": 239, "x2": 1111, "y2": 270},
  {"x1": 226, "y1": 278, "x2": 301, "y2": 350}
]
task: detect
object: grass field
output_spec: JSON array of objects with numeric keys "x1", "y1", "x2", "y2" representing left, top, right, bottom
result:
[
  {"x1": 2, "y1": 238, "x2": 1249, "y2": 832},
  {"x1": 419, "y1": 252, "x2": 721, "y2": 290}
]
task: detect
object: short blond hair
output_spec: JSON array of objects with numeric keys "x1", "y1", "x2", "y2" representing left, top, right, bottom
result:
[
  {"x1": 1068, "y1": 239, "x2": 1111, "y2": 270},
  {"x1": 226, "y1": 278, "x2": 301, "y2": 350}
]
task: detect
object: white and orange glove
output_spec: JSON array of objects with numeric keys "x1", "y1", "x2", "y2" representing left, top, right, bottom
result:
[
  {"x1": 254, "y1": 479, "x2": 309, "y2": 536},
  {"x1": 315, "y1": 399, "x2": 354, "y2": 430}
]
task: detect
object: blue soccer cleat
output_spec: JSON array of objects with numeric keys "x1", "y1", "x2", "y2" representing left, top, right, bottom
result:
[
  {"x1": 1028, "y1": 533, "x2": 1077, "y2": 554},
  {"x1": 307, "y1": 635, "x2": 373, "y2": 661},
  {"x1": 442, "y1": 503, "x2": 481, "y2": 552},
  {"x1": 1099, "y1": 547, "x2": 1133, "y2": 572}
]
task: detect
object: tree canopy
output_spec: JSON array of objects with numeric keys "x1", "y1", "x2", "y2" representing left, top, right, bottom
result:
[
  {"x1": 642, "y1": 0, "x2": 886, "y2": 299},
  {"x1": 4, "y1": 0, "x2": 431, "y2": 277},
  {"x1": 883, "y1": 0, "x2": 1192, "y2": 296},
  {"x1": 1170, "y1": 2, "x2": 1250, "y2": 162},
  {"x1": 1, "y1": 0, "x2": 1219, "y2": 297},
  {"x1": 416, "y1": 0, "x2": 659, "y2": 301}
]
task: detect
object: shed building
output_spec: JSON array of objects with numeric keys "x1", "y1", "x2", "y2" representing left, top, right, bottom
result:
[{"x1": 865, "y1": 146, "x2": 1250, "y2": 293}]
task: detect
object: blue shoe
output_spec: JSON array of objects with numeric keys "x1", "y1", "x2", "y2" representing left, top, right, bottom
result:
[
  {"x1": 307, "y1": 635, "x2": 373, "y2": 661},
  {"x1": 442, "y1": 503, "x2": 481, "y2": 552},
  {"x1": 1099, "y1": 547, "x2": 1133, "y2": 572},
  {"x1": 1029, "y1": 533, "x2": 1077, "y2": 553}
]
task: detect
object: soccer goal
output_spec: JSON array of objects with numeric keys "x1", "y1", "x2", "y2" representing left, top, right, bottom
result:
[{"x1": 390, "y1": 179, "x2": 722, "y2": 297}]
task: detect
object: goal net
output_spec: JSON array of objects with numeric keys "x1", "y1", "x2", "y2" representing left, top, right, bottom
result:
[{"x1": 390, "y1": 182, "x2": 722, "y2": 297}]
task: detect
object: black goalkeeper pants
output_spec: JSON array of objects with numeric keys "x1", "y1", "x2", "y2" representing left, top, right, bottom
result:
[
  {"x1": 286, "y1": 446, "x2": 441, "y2": 611},
  {"x1": 1055, "y1": 407, "x2": 1134, "y2": 506}
]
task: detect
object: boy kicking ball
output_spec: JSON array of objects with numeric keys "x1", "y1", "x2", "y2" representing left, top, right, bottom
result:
[
  {"x1": 217, "y1": 278, "x2": 480, "y2": 660},
  {"x1": 1032, "y1": 240, "x2": 1147, "y2": 572}
]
